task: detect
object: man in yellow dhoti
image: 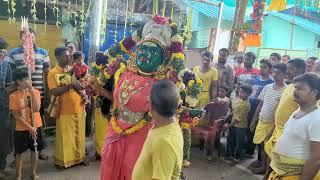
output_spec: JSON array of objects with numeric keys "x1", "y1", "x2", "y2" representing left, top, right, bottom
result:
[
  {"x1": 264, "y1": 59, "x2": 306, "y2": 178},
  {"x1": 47, "y1": 47, "x2": 87, "y2": 168},
  {"x1": 268, "y1": 73, "x2": 320, "y2": 180}
]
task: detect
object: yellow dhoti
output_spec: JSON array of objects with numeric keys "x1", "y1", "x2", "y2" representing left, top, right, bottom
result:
[
  {"x1": 269, "y1": 152, "x2": 320, "y2": 180},
  {"x1": 54, "y1": 112, "x2": 86, "y2": 168},
  {"x1": 94, "y1": 108, "x2": 109, "y2": 155},
  {"x1": 265, "y1": 127, "x2": 283, "y2": 158},
  {"x1": 253, "y1": 120, "x2": 274, "y2": 144}
]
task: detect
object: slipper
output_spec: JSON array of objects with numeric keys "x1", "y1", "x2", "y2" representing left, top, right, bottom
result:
[
  {"x1": 81, "y1": 161, "x2": 90, "y2": 166},
  {"x1": 38, "y1": 154, "x2": 49, "y2": 161}
]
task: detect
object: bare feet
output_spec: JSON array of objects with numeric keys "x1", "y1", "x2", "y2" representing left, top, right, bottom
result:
[
  {"x1": 31, "y1": 174, "x2": 40, "y2": 180},
  {"x1": 0, "y1": 170, "x2": 5, "y2": 180},
  {"x1": 15, "y1": 175, "x2": 21, "y2": 180}
]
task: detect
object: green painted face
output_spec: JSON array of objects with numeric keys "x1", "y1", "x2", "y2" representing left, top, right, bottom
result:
[{"x1": 136, "y1": 42, "x2": 164, "y2": 73}]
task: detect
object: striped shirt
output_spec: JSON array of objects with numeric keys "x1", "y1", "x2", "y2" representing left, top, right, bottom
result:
[
  {"x1": 258, "y1": 83, "x2": 286, "y2": 123},
  {"x1": 0, "y1": 58, "x2": 12, "y2": 88},
  {"x1": 9, "y1": 46, "x2": 50, "y2": 97}
]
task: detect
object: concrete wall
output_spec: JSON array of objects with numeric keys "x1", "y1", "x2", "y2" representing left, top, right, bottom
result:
[
  {"x1": 189, "y1": 10, "x2": 232, "y2": 53},
  {"x1": 261, "y1": 15, "x2": 320, "y2": 50}
]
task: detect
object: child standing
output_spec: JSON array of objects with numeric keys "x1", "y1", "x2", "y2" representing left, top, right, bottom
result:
[
  {"x1": 225, "y1": 85, "x2": 252, "y2": 162},
  {"x1": 9, "y1": 70, "x2": 43, "y2": 180}
]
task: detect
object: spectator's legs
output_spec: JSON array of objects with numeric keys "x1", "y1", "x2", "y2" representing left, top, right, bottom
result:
[{"x1": 234, "y1": 128, "x2": 246, "y2": 160}]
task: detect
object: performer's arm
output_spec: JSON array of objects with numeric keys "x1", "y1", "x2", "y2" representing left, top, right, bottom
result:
[
  {"x1": 95, "y1": 87, "x2": 113, "y2": 101},
  {"x1": 301, "y1": 141, "x2": 320, "y2": 180},
  {"x1": 50, "y1": 85, "x2": 72, "y2": 96}
]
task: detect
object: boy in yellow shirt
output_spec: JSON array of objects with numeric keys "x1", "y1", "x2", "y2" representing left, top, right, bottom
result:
[{"x1": 132, "y1": 80, "x2": 183, "y2": 180}]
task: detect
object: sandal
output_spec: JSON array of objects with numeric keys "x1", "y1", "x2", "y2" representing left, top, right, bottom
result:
[{"x1": 38, "y1": 154, "x2": 49, "y2": 161}]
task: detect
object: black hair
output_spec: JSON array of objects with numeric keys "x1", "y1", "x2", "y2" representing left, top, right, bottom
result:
[
  {"x1": 0, "y1": 37, "x2": 8, "y2": 49},
  {"x1": 307, "y1": 57, "x2": 318, "y2": 61},
  {"x1": 270, "y1": 53, "x2": 281, "y2": 61},
  {"x1": 294, "y1": 73, "x2": 320, "y2": 100},
  {"x1": 282, "y1": 54, "x2": 290, "y2": 60},
  {"x1": 273, "y1": 63, "x2": 287, "y2": 74},
  {"x1": 244, "y1": 52, "x2": 256, "y2": 62},
  {"x1": 219, "y1": 48, "x2": 229, "y2": 55},
  {"x1": 260, "y1": 59, "x2": 272, "y2": 69},
  {"x1": 54, "y1": 47, "x2": 69, "y2": 59},
  {"x1": 13, "y1": 70, "x2": 28, "y2": 83},
  {"x1": 203, "y1": 51, "x2": 213, "y2": 60},
  {"x1": 150, "y1": 80, "x2": 180, "y2": 118},
  {"x1": 288, "y1": 58, "x2": 306, "y2": 72},
  {"x1": 20, "y1": 28, "x2": 36, "y2": 39},
  {"x1": 240, "y1": 84, "x2": 253, "y2": 96},
  {"x1": 65, "y1": 41, "x2": 75, "y2": 47},
  {"x1": 73, "y1": 51, "x2": 84, "y2": 61}
]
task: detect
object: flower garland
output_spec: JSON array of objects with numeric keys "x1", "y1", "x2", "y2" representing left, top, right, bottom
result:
[
  {"x1": 182, "y1": 72, "x2": 202, "y2": 98},
  {"x1": 130, "y1": 0, "x2": 136, "y2": 34},
  {"x1": 124, "y1": 0, "x2": 129, "y2": 38},
  {"x1": 11, "y1": 0, "x2": 16, "y2": 23},
  {"x1": 153, "y1": 0, "x2": 159, "y2": 16},
  {"x1": 44, "y1": 0, "x2": 47, "y2": 31},
  {"x1": 7, "y1": 0, "x2": 11, "y2": 23},
  {"x1": 114, "y1": 0, "x2": 119, "y2": 42},
  {"x1": 110, "y1": 116, "x2": 147, "y2": 135},
  {"x1": 31, "y1": 0, "x2": 38, "y2": 26},
  {"x1": 100, "y1": 0, "x2": 109, "y2": 46},
  {"x1": 79, "y1": 0, "x2": 86, "y2": 34},
  {"x1": 52, "y1": 0, "x2": 61, "y2": 27}
]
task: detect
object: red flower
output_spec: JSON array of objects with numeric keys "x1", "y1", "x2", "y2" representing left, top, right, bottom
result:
[{"x1": 153, "y1": 15, "x2": 169, "y2": 25}]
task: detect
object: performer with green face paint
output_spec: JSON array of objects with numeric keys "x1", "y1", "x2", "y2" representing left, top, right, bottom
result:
[{"x1": 90, "y1": 16, "x2": 202, "y2": 180}]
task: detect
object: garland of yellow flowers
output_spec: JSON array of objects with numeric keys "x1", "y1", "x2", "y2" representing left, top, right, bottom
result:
[
  {"x1": 130, "y1": 0, "x2": 136, "y2": 34},
  {"x1": 67, "y1": 0, "x2": 71, "y2": 16},
  {"x1": 170, "y1": 5, "x2": 174, "y2": 20},
  {"x1": 114, "y1": 0, "x2": 119, "y2": 42},
  {"x1": 44, "y1": 0, "x2": 47, "y2": 31},
  {"x1": 123, "y1": 0, "x2": 129, "y2": 38},
  {"x1": 11, "y1": 0, "x2": 16, "y2": 23},
  {"x1": 153, "y1": 0, "x2": 159, "y2": 16},
  {"x1": 79, "y1": 0, "x2": 86, "y2": 34},
  {"x1": 101, "y1": 0, "x2": 109, "y2": 45},
  {"x1": 31, "y1": 0, "x2": 37, "y2": 27},
  {"x1": 7, "y1": 0, "x2": 11, "y2": 23},
  {"x1": 162, "y1": 0, "x2": 166, "y2": 17},
  {"x1": 111, "y1": 116, "x2": 148, "y2": 135}
]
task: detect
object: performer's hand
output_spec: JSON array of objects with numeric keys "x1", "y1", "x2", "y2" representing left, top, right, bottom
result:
[
  {"x1": 29, "y1": 127, "x2": 37, "y2": 139},
  {"x1": 72, "y1": 80, "x2": 83, "y2": 91}
]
